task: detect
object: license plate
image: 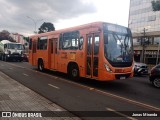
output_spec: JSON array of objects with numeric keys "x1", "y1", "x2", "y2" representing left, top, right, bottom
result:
[{"x1": 120, "y1": 77, "x2": 126, "y2": 80}]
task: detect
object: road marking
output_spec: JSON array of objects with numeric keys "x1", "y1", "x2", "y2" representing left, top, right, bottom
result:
[
  {"x1": 4, "y1": 61, "x2": 160, "y2": 111},
  {"x1": 48, "y1": 84, "x2": 60, "y2": 90},
  {"x1": 23, "y1": 73, "x2": 29, "y2": 77},
  {"x1": 106, "y1": 108, "x2": 137, "y2": 120},
  {"x1": 96, "y1": 89, "x2": 160, "y2": 111}
]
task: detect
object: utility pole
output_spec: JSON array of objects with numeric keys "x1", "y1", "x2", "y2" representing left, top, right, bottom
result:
[{"x1": 27, "y1": 16, "x2": 43, "y2": 34}]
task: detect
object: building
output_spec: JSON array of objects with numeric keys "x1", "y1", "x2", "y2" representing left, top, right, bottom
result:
[{"x1": 129, "y1": 0, "x2": 160, "y2": 65}]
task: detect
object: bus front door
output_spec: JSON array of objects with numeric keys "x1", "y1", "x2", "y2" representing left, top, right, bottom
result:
[
  {"x1": 86, "y1": 34, "x2": 100, "y2": 78},
  {"x1": 50, "y1": 38, "x2": 58, "y2": 70}
]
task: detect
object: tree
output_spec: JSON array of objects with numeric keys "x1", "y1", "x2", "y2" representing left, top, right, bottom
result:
[
  {"x1": 0, "y1": 30, "x2": 14, "y2": 41},
  {"x1": 38, "y1": 22, "x2": 55, "y2": 34},
  {"x1": 151, "y1": 0, "x2": 160, "y2": 11}
]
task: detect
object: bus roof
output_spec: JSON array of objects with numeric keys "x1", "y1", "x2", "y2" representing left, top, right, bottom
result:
[
  {"x1": 30, "y1": 21, "x2": 104, "y2": 37},
  {"x1": 30, "y1": 21, "x2": 128, "y2": 38}
]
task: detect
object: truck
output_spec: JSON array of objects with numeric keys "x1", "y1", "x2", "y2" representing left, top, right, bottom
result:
[{"x1": 0, "y1": 40, "x2": 24, "y2": 62}]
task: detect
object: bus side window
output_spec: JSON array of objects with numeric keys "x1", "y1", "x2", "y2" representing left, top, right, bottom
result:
[
  {"x1": 37, "y1": 37, "x2": 47, "y2": 50},
  {"x1": 4, "y1": 44, "x2": 7, "y2": 49},
  {"x1": 94, "y1": 35, "x2": 100, "y2": 55},
  {"x1": 104, "y1": 32, "x2": 108, "y2": 44},
  {"x1": 29, "y1": 39, "x2": 32, "y2": 50},
  {"x1": 79, "y1": 37, "x2": 83, "y2": 50},
  {"x1": 59, "y1": 34, "x2": 63, "y2": 50},
  {"x1": 62, "y1": 31, "x2": 79, "y2": 50}
]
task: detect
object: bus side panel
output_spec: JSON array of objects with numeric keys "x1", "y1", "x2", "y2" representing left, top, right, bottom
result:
[
  {"x1": 77, "y1": 51, "x2": 86, "y2": 77},
  {"x1": 36, "y1": 50, "x2": 49, "y2": 69},
  {"x1": 28, "y1": 50, "x2": 33, "y2": 65},
  {"x1": 56, "y1": 51, "x2": 67, "y2": 73}
]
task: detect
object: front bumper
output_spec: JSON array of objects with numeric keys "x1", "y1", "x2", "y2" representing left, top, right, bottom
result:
[{"x1": 6, "y1": 54, "x2": 23, "y2": 60}]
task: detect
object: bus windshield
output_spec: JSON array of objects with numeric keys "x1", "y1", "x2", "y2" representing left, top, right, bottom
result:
[
  {"x1": 104, "y1": 24, "x2": 133, "y2": 67},
  {"x1": 8, "y1": 43, "x2": 24, "y2": 50}
]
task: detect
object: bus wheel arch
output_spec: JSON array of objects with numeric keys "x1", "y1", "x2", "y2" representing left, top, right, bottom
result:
[
  {"x1": 67, "y1": 62, "x2": 79, "y2": 80},
  {"x1": 38, "y1": 58, "x2": 44, "y2": 71}
]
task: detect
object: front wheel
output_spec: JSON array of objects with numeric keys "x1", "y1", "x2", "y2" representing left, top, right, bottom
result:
[
  {"x1": 152, "y1": 78, "x2": 160, "y2": 88},
  {"x1": 69, "y1": 65, "x2": 79, "y2": 80},
  {"x1": 38, "y1": 60, "x2": 44, "y2": 72},
  {"x1": 4, "y1": 55, "x2": 8, "y2": 62}
]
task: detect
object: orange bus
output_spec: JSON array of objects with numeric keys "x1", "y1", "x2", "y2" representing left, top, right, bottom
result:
[{"x1": 29, "y1": 22, "x2": 134, "y2": 81}]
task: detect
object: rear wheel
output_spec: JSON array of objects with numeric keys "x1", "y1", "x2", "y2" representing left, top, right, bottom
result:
[
  {"x1": 38, "y1": 60, "x2": 44, "y2": 72},
  {"x1": 1, "y1": 55, "x2": 4, "y2": 61},
  {"x1": 152, "y1": 78, "x2": 160, "y2": 88},
  {"x1": 69, "y1": 64, "x2": 79, "y2": 80}
]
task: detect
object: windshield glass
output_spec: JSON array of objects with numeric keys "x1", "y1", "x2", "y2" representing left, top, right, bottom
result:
[
  {"x1": 8, "y1": 43, "x2": 24, "y2": 50},
  {"x1": 104, "y1": 33, "x2": 133, "y2": 63}
]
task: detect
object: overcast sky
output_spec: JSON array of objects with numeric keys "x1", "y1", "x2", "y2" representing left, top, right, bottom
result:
[{"x1": 0, "y1": 0, "x2": 130, "y2": 36}]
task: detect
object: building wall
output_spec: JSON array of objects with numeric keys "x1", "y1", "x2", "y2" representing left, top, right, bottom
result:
[{"x1": 129, "y1": 0, "x2": 160, "y2": 64}]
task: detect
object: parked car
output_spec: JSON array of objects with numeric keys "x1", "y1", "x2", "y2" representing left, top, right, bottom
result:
[
  {"x1": 134, "y1": 62, "x2": 148, "y2": 76},
  {"x1": 149, "y1": 64, "x2": 160, "y2": 88}
]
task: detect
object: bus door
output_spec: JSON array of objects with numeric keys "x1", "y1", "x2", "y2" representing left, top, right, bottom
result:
[
  {"x1": 50, "y1": 38, "x2": 58, "y2": 70},
  {"x1": 31, "y1": 40, "x2": 37, "y2": 65},
  {"x1": 86, "y1": 33, "x2": 100, "y2": 78}
]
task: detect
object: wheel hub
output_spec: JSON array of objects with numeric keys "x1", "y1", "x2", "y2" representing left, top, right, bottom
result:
[{"x1": 154, "y1": 78, "x2": 160, "y2": 88}]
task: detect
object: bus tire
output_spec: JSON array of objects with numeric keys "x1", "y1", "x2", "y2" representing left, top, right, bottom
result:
[
  {"x1": 69, "y1": 64, "x2": 79, "y2": 80},
  {"x1": 2, "y1": 55, "x2": 4, "y2": 61},
  {"x1": 38, "y1": 59, "x2": 44, "y2": 72}
]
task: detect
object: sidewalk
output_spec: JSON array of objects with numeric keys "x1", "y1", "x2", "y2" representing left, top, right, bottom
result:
[{"x1": 0, "y1": 71, "x2": 81, "y2": 120}]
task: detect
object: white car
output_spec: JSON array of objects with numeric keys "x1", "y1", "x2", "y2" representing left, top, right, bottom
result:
[{"x1": 134, "y1": 62, "x2": 148, "y2": 76}]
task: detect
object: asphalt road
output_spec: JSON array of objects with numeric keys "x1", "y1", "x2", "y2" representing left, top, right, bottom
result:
[{"x1": 0, "y1": 61, "x2": 159, "y2": 120}]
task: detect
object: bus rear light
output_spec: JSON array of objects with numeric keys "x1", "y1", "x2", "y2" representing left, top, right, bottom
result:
[{"x1": 104, "y1": 64, "x2": 112, "y2": 73}]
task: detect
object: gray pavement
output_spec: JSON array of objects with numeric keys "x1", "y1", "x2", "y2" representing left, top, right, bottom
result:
[{"x1": 0, "y1": 71, "x2": 81, "y2": 120}]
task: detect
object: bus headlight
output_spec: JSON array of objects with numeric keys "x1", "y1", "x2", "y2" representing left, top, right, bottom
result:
[{"x1": 104, "y1": 64, "x2": 112, "y2": 72}]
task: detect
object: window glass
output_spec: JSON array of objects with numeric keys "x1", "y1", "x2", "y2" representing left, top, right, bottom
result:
[
  {"x1": 61, "y1": 31, "x2": 79, "y2": 50},
  {"x1": 37, "y1": 37, "x2": 48, "y2": 50},
  {"x1": 29, "y1": 38, "x2": 32, "y2": 50},
  {"x1": 154, "y1": 37, "x2": 160, "y2": 45},
  {"x1": 4, "y1": 44, "x2": 7, "y2": 49},
  {"x1": 79, "y1": 37, "x2": 84, "y2": 50},
  {"x1": 148, "y1": 15, "x2": 156, "y2": 22},
  {"x1": 8, "y1": 44, "x2": 23, "y2": 50},
  {"x1": 87, "y1": 36, "x2": 92, "y2": 55},
  {"x1": 94, "y1": 36, "x2": 99, "y2": 55},
  {"x1": 55, "y1": 41, "x2": 57, "y2": 54},
  {"x1": 59, "y1": 34, "x2": 63, "y2": 50}
]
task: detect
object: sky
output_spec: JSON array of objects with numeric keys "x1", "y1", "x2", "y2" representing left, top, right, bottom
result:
[{"x1": 0, "y1": 0, "x2": 130, "y2": 36}]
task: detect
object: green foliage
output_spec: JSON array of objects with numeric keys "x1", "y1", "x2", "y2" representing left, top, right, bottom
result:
[
  {"x1": 23, "y1": 36, "x2": 29, "y2": 42},
  {"x1": 152, "y1": 0, "x2": 160, "y2": 11},
  {"x1": 38, "y1": 22, "x2": 55, "y2": 34}
]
